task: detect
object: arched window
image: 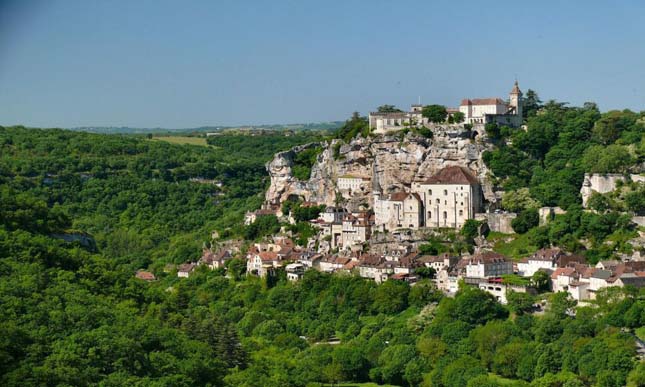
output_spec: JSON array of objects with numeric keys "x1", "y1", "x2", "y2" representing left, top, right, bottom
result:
[
  {"x1": 443, "y1": 211, "x2": 447, "y2": 219},
  {"x1": 436, "y1": 199, "x2": 440, "y2": 204},
  {"x1": 459, "y1": 209, "x2": 463, "y2": 216},
  {"x1": 428, "y1": 189, "x2": 432, "y2": 196},
  {"x1": 444, "y1": 190, "x2": 448, "y2": 196}
]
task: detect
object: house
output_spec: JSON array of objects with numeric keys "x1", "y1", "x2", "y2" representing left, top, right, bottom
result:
[
  {"x1": 246, "y1": 237, "x2": 298, "y2": 277},
  {"x1": 419, "y1": 253, "x2": 459, "y2": 272},
  {"x1": 357, "y1": 254, "x2": 393, "y2": 283},
  {"x1": 373, "y1": 191, "x2": 423, "y2": 230},
  {"x1": 319, "y1": 256, "x2": 353, "y2": 273},
  {"x1": 436, "y1": 267, "x2": 460, "y2": 293},
  {"x1": 458, "y1": 81, "x2": 523, "y2": 127},
  {"x1": 337, "y1": 175, "x2": 370, "y2": 197},
  {"x1": 341, "y1": 212, "x2": 372, "y2": 249},
  {"x1": 135, "y1": 270, "x2": 156, "y2": 281},
  {"x1": 246, "y1": 250, "x2": 280, "y2": 277},
  {"x1": 390, "y1": 272, "x2": 418, "y2": 284},
  {"x1": 298, "y1": 252, "x2": 323, "y2": 270},
  {"x1": 286, "y1": 263, "x2": 306, "y2": 281},
  {"x1": 178, "y1": 262, "x2": 197, "y2": 278},
  {"x1": 411, "y1": 166, "x2": 483, "y2": 229},
  {"x1": 517, "y1": 248, "x2": 567, "y2": 277},
  {"x1": 478, "y1": 278, "x2": 536, "y2": 304},
  {"x1": 368, "y1": 104, "x2": 429, "y2": 134},
  {"x1": 319, "y1": 207, "x2": 349, "y2": 224},
  {"x1": 200, "y1": 249, "x2": 232, "y2": 270},
  {"x1": 550, "y1": 261, "x2": 645, "y2": 301},
  {"x1": 465, "y1": 252, "x2": 513, "y2": 278}
]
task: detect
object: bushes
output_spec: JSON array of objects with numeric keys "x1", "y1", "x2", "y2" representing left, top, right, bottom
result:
[
  {"x1": 512, "y1": 208, "x2": 539, "y2": 234},
  {"x1": 292, "y1": 146, "x2": 323, "y2": 181}
]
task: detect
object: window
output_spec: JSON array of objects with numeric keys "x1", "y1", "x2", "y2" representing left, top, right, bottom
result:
[
  {"x1": 428, "y1": 189, "x2": 432, "y2": 196},
  {"x1": 459, "y1": 210, "x2": 463, "y2": 216},
  {"x1": 436, "y1": 199, "x2": 440, "y2": 204},
  {"x1": 443, "y1": 211, "x2": 447, "y2": 219},
  {"x1": 428, "y1": 211, "x2": 432, "y2": 219},
  {"x1": 444, "y1": 190, "x2": 448, "y2": 196}
]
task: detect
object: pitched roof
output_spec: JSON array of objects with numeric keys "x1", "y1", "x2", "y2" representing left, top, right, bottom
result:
[
  {"x1": 258, "y1": 251, "x2": 278, "y2": 261},
  {"x1": 510, "y1": 80, "x2": 521, "y2": 95},
  {"x1": 135, "y1": 270, "x2": 156, "y2": 281},
  {"x1": 387, "y1": 192, "x2": 421, "y2": 202},
  {"x1": 178, "y1": 263, "x2": 196, "y2": 273},
  {"x1": 551, "y1": 267, "x2": 576, "y2": 279},
  {"x1": 531, "y1": 248, "x2": 563, "y2": 261},
  {"x1": 424, "y1": 166, "x2": 479, "y2": 185},
  {"x1": 468, "y1": 251, "x2": 508, "y2": 265},
  {"x1": 460, "y1": 98, "x2": 506, "y2": 106},
  {"x1": 620, "y1": 275, "x2": 645, "y2": 287}
]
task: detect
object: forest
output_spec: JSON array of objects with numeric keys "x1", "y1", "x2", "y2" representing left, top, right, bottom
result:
[{"x1": 1, "y1": 101, "x2": 644, "y2": 387}]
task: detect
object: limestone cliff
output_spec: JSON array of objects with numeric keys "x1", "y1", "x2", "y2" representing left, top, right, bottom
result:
[{"x1": 265, "y1": 125, "x2": 497, "y2": 211}]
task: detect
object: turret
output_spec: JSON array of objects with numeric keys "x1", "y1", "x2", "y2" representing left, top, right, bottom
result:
[{"x1": 509, "y1": 80, "x2": 523, "y2": 118}]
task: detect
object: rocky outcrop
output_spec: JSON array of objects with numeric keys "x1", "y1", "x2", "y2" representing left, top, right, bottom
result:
[{"x1": 265, "y1": 125, "x2": 496, "y2": 211}]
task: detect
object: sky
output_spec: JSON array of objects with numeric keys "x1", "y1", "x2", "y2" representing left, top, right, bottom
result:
[{"x1": 0, "y1": 0, "x2": 644, "y2": 129}]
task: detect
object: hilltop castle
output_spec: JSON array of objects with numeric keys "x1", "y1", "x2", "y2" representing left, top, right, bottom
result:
[{"x1": 368, "y1": 81, "x2": 523, "y2": 133}]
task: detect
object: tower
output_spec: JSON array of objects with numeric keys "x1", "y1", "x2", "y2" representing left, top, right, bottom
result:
[
  {"x1": 371, "y1": 159, "x2": 382, "y2": 200},
  {"x1": 509, "y1": 80, "x2": 523, "y2": 118}
]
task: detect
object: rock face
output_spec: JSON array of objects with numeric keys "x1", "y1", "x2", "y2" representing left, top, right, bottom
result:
[{"x1": 265, "y1": 125, "x2": 496, "y2": 211}]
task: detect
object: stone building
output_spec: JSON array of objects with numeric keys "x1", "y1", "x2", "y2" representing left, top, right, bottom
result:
[
  {"x1": 412, "y1": 166, "x2": 483, "y2": 229},
  {"x1": 464, "y1": 252, "x2": 513, "y2": 278},
  {"x1": 368, "y1": 104, "x2": 428, "y2": 134},
  {"x1": 337, "y1": 175, "x2": 370, "y2": 196},
  {"x1": 373, "y1": 191, "x2": 423, "y2": 230},
  {"x1": 459, "y1": 81, "x2": 523, "y2": 127}
]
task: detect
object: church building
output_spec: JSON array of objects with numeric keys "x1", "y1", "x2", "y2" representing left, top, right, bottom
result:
[{"x1": 459, "y1": 81, "x2": 523, "y2": 127}]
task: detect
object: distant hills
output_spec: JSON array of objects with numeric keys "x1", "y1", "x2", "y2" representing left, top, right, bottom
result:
[{"x1": 68, "y1": 121, "x2": 343, "y2": 134}]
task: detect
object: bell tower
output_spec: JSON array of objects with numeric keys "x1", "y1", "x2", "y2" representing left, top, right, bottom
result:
[{"x1": 509, "y1": 80, "x2": 523, "y2": 118}]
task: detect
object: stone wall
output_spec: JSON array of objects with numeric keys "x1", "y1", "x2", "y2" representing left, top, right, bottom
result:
[
  {"x1": 475, "y1": 212, "x2": 516, "y2": 234},
  {"x1": 539, "y1": 207, "x2": 566, "y2": 226}
]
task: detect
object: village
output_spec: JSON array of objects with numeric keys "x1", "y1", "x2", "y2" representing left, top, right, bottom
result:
[{"x1": 164, "y1": 81, "x2": 645, "y2": 307}]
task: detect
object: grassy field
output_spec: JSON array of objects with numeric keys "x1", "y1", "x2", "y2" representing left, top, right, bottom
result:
[
  {"x1": 152, "y1": 136, "x2": 209, "y2": 147},
  {"x1": 636, "y1": 327, "x2": 645, "y2": 341},
  {"x1": 488, "y1": 231, "x2": 538, "y2": 260}
]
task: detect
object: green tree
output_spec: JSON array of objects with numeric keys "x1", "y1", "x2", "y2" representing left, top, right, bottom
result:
[
  {"x1": 372, "y1": 280, "x2": 409, "y2": 314},
  {"x1": 377, "y1": 104, "x2": 403, "y2": 113},
  {"x1": 502, "y1": 188, "x2": 540, "y2": 212},
  {"x1": 422, "y1": 105, "x2": 448, "y2": 123},
  {"x1": 512, "y1": 208, "x2": 540, "y2": 234},
  {"x1": 523, "y1": 89, "x2": 543, "y2": 120},
  {"x1": 452, "y1": 111, "x2": 465, "y2": 124}
]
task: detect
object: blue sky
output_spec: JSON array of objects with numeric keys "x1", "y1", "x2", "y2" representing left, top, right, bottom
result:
[{"x1": 1, "y1": 0, "x2": 644, "y2": 128}]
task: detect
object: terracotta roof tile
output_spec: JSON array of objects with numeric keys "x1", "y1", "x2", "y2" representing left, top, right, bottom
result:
[{"x1": 424, "y1": 166, "x2": 479, "y2": 185}]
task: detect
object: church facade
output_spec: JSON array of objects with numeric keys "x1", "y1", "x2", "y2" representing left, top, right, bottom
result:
[{"x1": 372, "y1": 165, "x2": 483, "y2": 230}]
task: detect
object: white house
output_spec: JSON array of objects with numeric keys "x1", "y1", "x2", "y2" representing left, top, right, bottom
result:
[
  {"x1": 465, "y1": 252, "x2": 513, "y2": 278},
  {"x1": 373, "y1": 191, "x2": 423, "y2": 230},
  {"x1": 517, "y1": 248, "x2": 565, "y2": 277},
  {"x1": 368, "y1": 104, "x2": 429, "y2": 134},
  {"x1": 286, "y1": 263, "x2": 306, "y2": 281},
  {"x1": 337, "y1": 175, "x2": 370, "y2": 197}
]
